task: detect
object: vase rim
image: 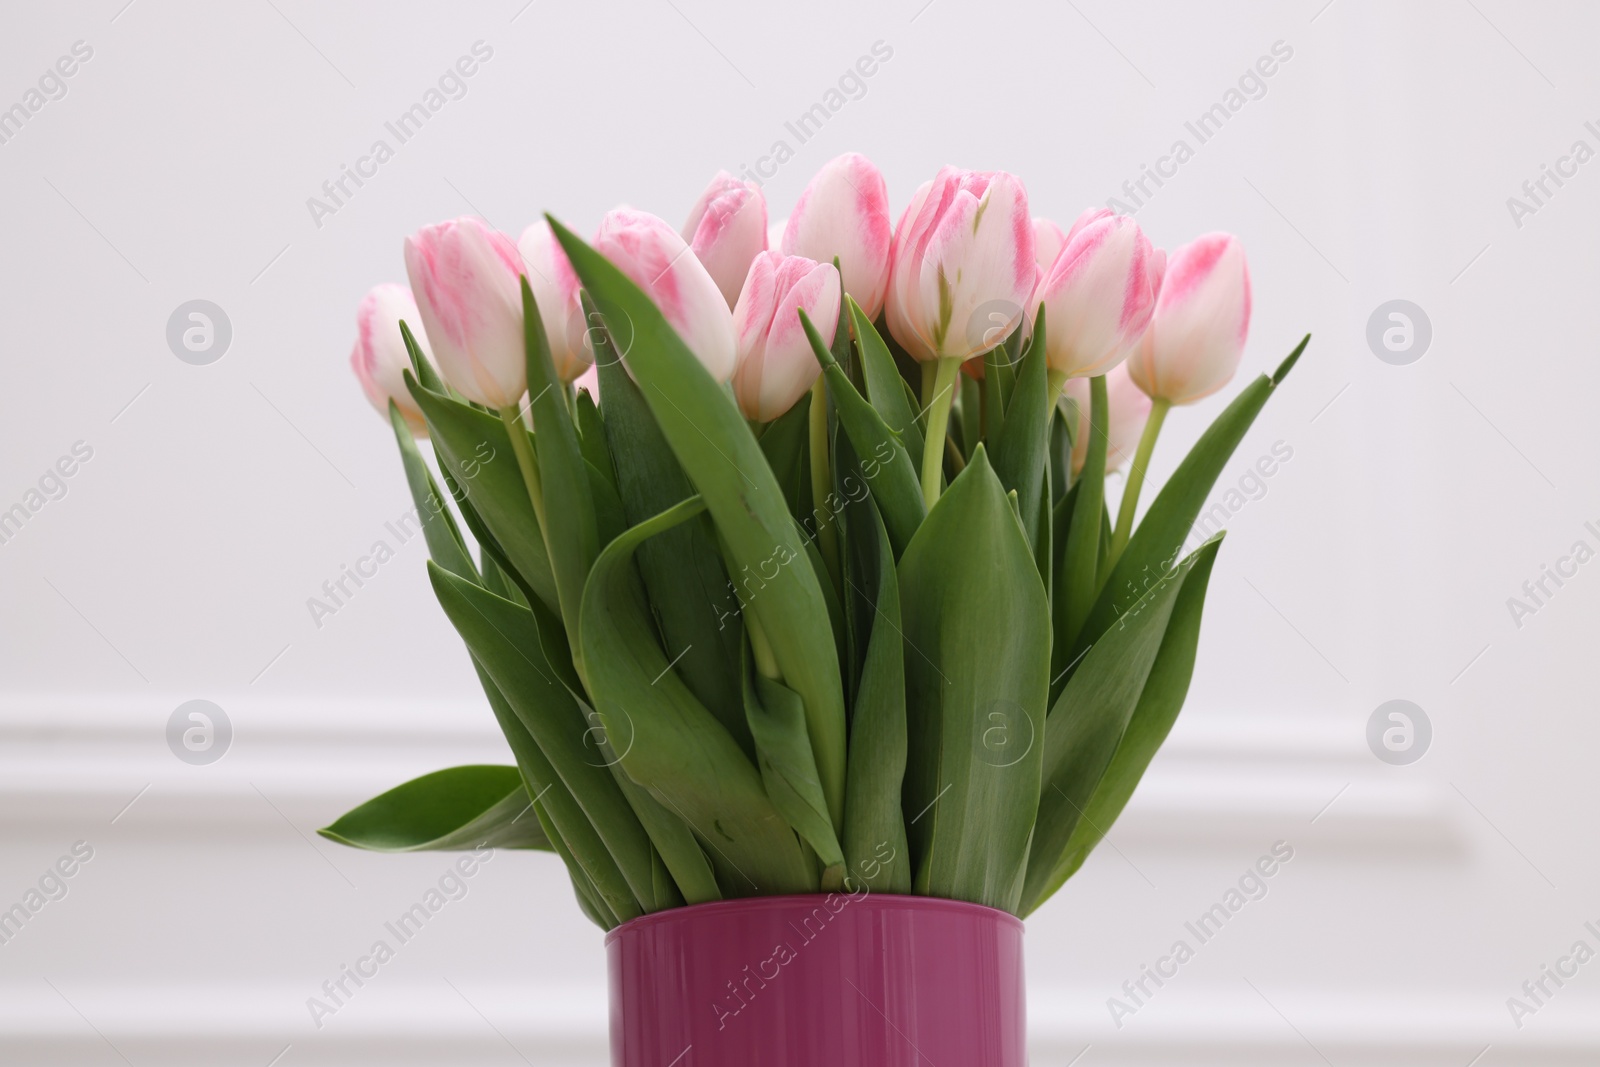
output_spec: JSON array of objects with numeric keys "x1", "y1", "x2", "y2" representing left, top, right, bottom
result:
[{"x1": 603, "y1": 891, "x2": 1023, "y2": 945}]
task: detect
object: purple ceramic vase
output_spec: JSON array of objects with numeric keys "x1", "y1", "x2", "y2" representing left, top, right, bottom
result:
[{"x1": 606, "y1": 892, "x2": 1026, "y2": 1066}]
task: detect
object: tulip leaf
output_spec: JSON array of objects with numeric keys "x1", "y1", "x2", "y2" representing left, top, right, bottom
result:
[
  {"x1": 552, "y1": 216, "x2": 846, "y2": 832},
  {"x1": 798, "y1": 308, "x2": 925, "y2": 557},
  {"x1": 388, "y1": 401, "x2": 476, "y2": 582},
  {"x1": 841, "y1": 493, "x2": 912, "y2": 893},
  {"x1": 742, "y1": 655, "x2": 846, "y2": 887},
  {"x1": 899, "y1": 446, "x2": 1049, "y2": 913},
  {"x1": 993, "y1": 304, "x2": 1050, "y2": 551},
  {"x1": 522, "y1": 277, "x2": 600, "y2": 656},
  {"x1": 428, "y1": 563, "x2": 674, "y2": 913},
  {"x1": 594, "y1": 333, "x2": 749, "y2": 755},
  {"x1": 850, "y1": 298, "x2": 923, "y2": 462},
  {"x1": 1066, "y1": 336, "x2": 1307, "y2": 666},
  {"x1": 399, "y1": 320, "x2": 447, "y2": 396},
  {"x1": 1024, "y1": 535, "x2": 1222, "y2": 914},
  {"x1": 957, "y1": 374, "x2": 981, "y2": 460},
  {"x1": 1057, "y1": 374, "x2": 1108, "y2": 670},
  {"x1": 407, "y1": 374, "x2": 560, "y2": 615},
  {"x1": 758, "y1": 392, "x2": 813, "y2": 527},
  {"x1": 1024, "y1": 537, "x2": 1217, "y2": 913},
  {"x1": 319, "y1": 765, "x2": 552, "y2": 852},
  {"x1": 579, "y1": 495, "x2": 817, "y2": 895},
  {"x1": 574, "y1": 388, "x2": 616, "y2": 493}
]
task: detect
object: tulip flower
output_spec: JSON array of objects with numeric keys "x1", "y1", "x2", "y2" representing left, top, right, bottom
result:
[
  {"x1": 403, "y1": 217, "x2": 527, "y2": 410},
  {"x1": 1125, "y1": 233, "x2": 1250, "y2": 407},
  {"x1": 886, "y1": 167, "x2": 1034, "y2": 506},
  {"x1": 350, "y1": 284, "x2": 432, "y2": 436},
  {"x1": 885, "y1": 180, "x2": 935, "y2": 364},
  {"x1": 1062, "y1": 364, "x2": 1151, "y2": 477},
  {"x1": 517, "y1": 221, "x2": 591, "y2": 383},
  {"x1": 781, "y1": 153, "x2": 893, "y2": 319},
  {"x1": 731, "y1": 253, "x2": 840, "y2": 423},
  {"x1": 1033, "y1": 217, "x2": 1066, "y2": 277},
  {"x1": 683, "y1": 172, "x2": 768, "y2": 310},
  {"x1": 1035, "y1": 212, "x2": 1160, "y2": 383},
  {"x1": 596, "y1": 208, "x2": 740, "y2": 384},
  {"x1": 1064, "y1": 205, "x2": 1113, "y2": 244},
  {"x1": 1110, "y1": 233, "x2": 1250, "y2": 563}
]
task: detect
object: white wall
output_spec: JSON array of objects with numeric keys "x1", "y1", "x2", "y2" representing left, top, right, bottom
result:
[{"x1": 3, "y1": 1, "x2": 1599, "y2": 1063}]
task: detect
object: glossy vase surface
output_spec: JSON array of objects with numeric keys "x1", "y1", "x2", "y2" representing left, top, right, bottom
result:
[{"x1": 606, "y1": 892, "x2": 1026, "y2": 1066}]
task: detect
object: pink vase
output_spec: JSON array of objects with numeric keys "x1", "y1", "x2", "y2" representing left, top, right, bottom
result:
[{"x1": 606, "y1": 892, "x2": 1027, "y2": 1066}]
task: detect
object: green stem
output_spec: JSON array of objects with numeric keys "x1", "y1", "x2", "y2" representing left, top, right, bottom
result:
[
  {"x1": 920, "y1": 356, "x2": 961, "y2": 509},
  {"x1": 499, "y1": 405, "x2": 549, "y2": 539},
  {"x1": 1107, "y1": 397, "x2": 1169, "y2": 569},
  {"x1": 920, "y1": 360, "x2": 937, "y2": 411},
  {"x1": 808, "y1": 374, "x2": 841, "y2": 599}
]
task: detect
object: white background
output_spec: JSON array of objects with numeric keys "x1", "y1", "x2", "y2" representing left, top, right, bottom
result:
[{"x1": 3, "y1": 1, "x2": 1598, "y2": 1064}]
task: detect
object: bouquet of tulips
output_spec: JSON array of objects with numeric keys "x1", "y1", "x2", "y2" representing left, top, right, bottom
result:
[{"x1": 324, "y1": 154, "x2": 1307, "y2": 928}]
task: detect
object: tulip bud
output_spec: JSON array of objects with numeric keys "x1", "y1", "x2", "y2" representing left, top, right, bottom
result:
[
  {"x1": 731, "y1": 252, "x2": 840, "y2": 422},
  {"x1": 683, "y1": 172, "x2": 768, "y2": 309},
  {"x1": 1125, "y1": 233, "x2": 1250, "y2": 405},
  {"x1": 885, "y1": 180, "x2": 935, "y2": 362},
  {"x1": 1064, "y1": 205, "x2": 1113, "y2": 244},
  {"x1": 516, "y1": 221, "x2": 591, "y2": 384},
  {"x1": 781, "y1": 152, "x2": 893, "y2": 319},
  {"x1": 1033, "y1": 217, "x2": 1067, "y2": 277},
  {"x1": 596, "y1": 208, "x2": 739, "y2": 383},
  {"x1": 885, "y1": 166, "x2": 1035, "y2": 363},
  {"x1": 350, "y1": 284, "x2": 431, "y2": 436},
  {"x1": 1036, "y1": 213, "x2": 1160, "y2": 380},
  {"x1": 1062, "y1": 364, "x2": 1152, "y2": 476},
  {"x1": 403, "y1": 217, "x2": 527, "y2": 409}
]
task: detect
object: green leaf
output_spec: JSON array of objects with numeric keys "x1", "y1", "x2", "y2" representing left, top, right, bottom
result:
[
  {"x1": 398, "y1": 320, "x2": 447, "y2": 396},
  {"x1": 992, "y1": 304, "x2": 1050, "y2": 549},
  {"x1": 1024, "y1": 535, "x2": 1222, "y2": 914},
  {"x1": 957, "y1": 374, "x2": 981, "y2": 459},
  {"x1": 407, "y1": 375, "x2": 559, "y2": 615},
  {"x1": 595, "y1": 335, "x2": 748, "y2": 755},
  {"x1": 742, "y1": 656, "x2": 846, "y2": 886},
  {"x1": 1067, "y1": 336, "x2": 1306, "y2": 663},
  {"x1": 1058, "y1": 375, "x2": 1108, "y2": 655},
  {"x1": 388, "y1": 401, "x2": 475, "y2": 582},
  {"x1": 1022, "y1": 536, "x2": 1221, "y2": 911},
  {"x1": 428, "y1": 563, "x2": 670, "y2": 912},
  {"x1": 851, "y1": 298, "x2": 923, "y2": 462},
  {"x1": 898, "y1": 446, "x2": 1049, "y2": 913},
  {"x1": 553, "y1": 216, "x2": 846, "y2": 831},
  {"x1": 841, "y1": 493, "x2": 912, "y2": 893},
  {"x1": 758, "y1": 392, "x2": 813, "y2": 527},
  {"x1": 521, "y1": 276, "x2": 599, "y2": 656},
  {"x1": 579, "y1": 495, "x2": 817, "y2": 895},
  {"x1": 320, "y1": 766, "x2": 551, "y2": 852},
  {"x1": 798, "y1": 308, "x2": 925, "y2": 557},
  {"x1": 574, "y1": 388, "x2": 616, "y2": 494}
]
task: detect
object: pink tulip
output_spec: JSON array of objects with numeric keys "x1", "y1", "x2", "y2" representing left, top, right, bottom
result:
[
  {"x1": 403, "y1": 217, "x2": 527, "y2": 410},
  {"x1": 885, "y1": 180, "x2": 935, "y2": 362},
  {"x1": 1033, "y1": 217, "x2": 1067, "y2": 277},
  {"x1": 781, "y1": 153, "x2": 893, "y2": 320},
  {"x1": 1062, "y1": 364, "x2": 1152, "y2": 476},
  {"x1": 516, "y1": 221, "x2": 591, "y2": 384},
  {"x1": 573, "y1": 362, "x2": 599, "y2": 401},
  {"x1": 885, "y1": 166, "x2": 1035, "y2": 363},
  {"x1": 350, "y1": 284, "x2": 431, "y2": 436},
  {"x1": 1125, "y1": 233, "x2": 1250, "y2": 405},
  {"x1": 683, "y1": 172, "x2": 768, "y2": 310},
  {"x1": 731, "y1": 252, "x2": 840, "y2": 422},
  {"x1": 1036, "y1": 213, "x2": 1160, "y2": 379},
  {"x1": 595, "y1": 208, "x2": 739, "y2": 383},
  {"x1": 1064, "y1": 205, "x2": 1113, "y2": 244}
]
